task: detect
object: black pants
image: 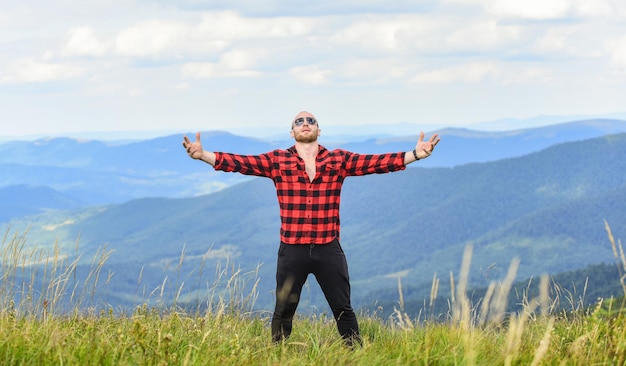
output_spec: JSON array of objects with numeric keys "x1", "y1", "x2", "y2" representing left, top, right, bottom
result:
[{"x1": 270, "y1": 238, "x2": 361, "y2": 346}]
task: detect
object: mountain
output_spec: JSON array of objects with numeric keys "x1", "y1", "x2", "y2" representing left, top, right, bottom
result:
[
  {"x1": 337, "y1": 118, "x2": 626, "y2": 166},
  {"x1": 1, "y1": 119, "x2": 625, "y2": 224},
  {"x1": 3, "y1": 132, "x2": 626, "y2": 312},
  {"x1": 0, "y1": 185, "x2": 83, "y2": 222},
  {"x1": 0, "y1": 132, "x2": 277, "y2": 211}
]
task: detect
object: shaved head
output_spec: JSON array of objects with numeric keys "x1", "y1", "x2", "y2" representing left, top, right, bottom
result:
[
  {"x1": 290, "y1": 110, "x2": 320, "y2": 143},
  {"x1": 292, "y1": 111, "x2": 317, "y2": 127}
]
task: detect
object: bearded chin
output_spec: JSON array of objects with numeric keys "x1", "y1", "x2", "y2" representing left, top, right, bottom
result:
[{"x1": 294, "y1": 133, "x2": 318, "y2": 143}]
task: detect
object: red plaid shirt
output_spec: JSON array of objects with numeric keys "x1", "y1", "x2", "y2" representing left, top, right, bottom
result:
[{"x1": 214, "y1": 145, "x2": 406, "y2": 245}]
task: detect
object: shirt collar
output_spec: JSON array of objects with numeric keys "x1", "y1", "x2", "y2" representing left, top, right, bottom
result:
[{"x1": 288, "y1": 145, "x2": 327, "y2": 157}]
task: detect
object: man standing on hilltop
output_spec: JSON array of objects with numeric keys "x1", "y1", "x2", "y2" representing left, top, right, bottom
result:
[{"x1": 182, "y1": 111, "x2": 440, "y2": 347}]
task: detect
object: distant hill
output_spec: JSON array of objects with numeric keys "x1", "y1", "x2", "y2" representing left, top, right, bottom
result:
[
  {"x1": 299, "y1": 119, "x2": 626, "y2": 168},
  {"x1": 3, "y1": 132, "x2": 626, "y2": 312},
  {"x1": 0, "y1": 185, "x2": 83, "y2": 222},
  {"x1": 0, "y1": 132, "x2": 274, "y2": 213},
  {"x1": 1, "y1": 119, "x2": 625, "y2": 222}
]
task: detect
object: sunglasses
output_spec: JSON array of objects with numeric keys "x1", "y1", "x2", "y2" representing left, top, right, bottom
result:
[{"x1": 293, "y1": 117, "x2": 317, "y2": 127}]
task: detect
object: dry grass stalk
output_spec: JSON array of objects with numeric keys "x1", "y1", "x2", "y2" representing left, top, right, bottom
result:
[
  {"x1": 452, "y1": 244, "x2": 473, "y2": 328},
  {"x1": 429, "y1": 272, "x2": 439, "y2": 309},
  {"x1": 530, "y1": 316, "x2": 554, "y2": 366},
  {"x1": 605, "y1": 220, "x2": 626, "y2": 296},
  {"x1": 392, "y1": 276, "x2": 414, "y2": 330}
]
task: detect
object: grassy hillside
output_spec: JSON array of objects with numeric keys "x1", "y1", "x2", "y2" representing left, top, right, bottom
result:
[
  {"x1": 2, "y1": 230, "x2": 626, "y2": 365},
  {"x1": 4, "y1": 301, "x2": 626, "y2": 365}
]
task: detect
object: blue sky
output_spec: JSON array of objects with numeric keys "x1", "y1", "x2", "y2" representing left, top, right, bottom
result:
[{"x1": 2, "y1": 0, "x2": 626, "y2": 138}]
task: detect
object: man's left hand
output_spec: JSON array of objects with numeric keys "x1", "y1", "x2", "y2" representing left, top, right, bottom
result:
[{"x1": 415, "y1": 132, "x2": 440, "y2": 159}]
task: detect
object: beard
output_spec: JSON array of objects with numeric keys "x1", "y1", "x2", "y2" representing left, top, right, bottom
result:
[{"x1": 293, "y1": 130, "x2": 318, "y2": 143}]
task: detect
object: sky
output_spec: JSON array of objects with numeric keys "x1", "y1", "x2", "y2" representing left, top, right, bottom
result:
[{"x1": 2, "y1": 0, "x2": 626, "y2": 139}]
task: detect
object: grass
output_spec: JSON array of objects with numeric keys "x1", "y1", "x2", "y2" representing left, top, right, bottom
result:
[{"x1": 1, "y1": 222, "x2": 626, "y2": 365}]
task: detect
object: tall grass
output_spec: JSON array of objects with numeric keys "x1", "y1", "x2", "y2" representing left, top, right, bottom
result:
[
  {"x1": 1, "y1": 223, "x2": 626, "y2": 365},
  {"x1": 0, "y1": 228, "x2": 114, "y2": 319}
]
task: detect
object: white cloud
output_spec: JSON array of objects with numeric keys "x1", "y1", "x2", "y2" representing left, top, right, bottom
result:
[
  {"x1": 197, "y1": 11, "x2": 312, "y2": 40},
  {"x1": 500, "y1": 66, "x2": 554, "y2": 85},
  {"x1": 329, "y1": 14, "x2": 523, "y2": 57},
  {"x1": 0, "y1": 6, "x2": 44, "y2": 33},
  {"x1": 330, "y1": 15, "x2": 439, "y2": 53},
  {"x1": 181, "y1": 62, "x2": 217, "y2": 78},
  {"x1": 63, "y1": 26, "x2": 111, "y2": 57},
  {"x1": 289, "y1": 65, "x2": 331, "y2": 84},
  {"x1": 610, "y1": 35, "x2": 626, "y2": 69},
  {"x1": 0, "y1": 59, "x2": 84, "y2": 84},
  {"x1": 485, "y1": 0, "x2": 572, "y2": 20},
  {"x1": 180, "y1": 61, "x2": 262, "y2": 78},
  {"x1": 109, "y1": 11, "x2": 314, "y2": 62},
  {"x1": 2, "y1": 1, "x2": 626, "y2": 137},
  {"x1": 114, "y1": 19, "x2": 194, "y2": 57},
  {"x1": 574, "y1": 0, "x2": 614, "y2": 17},
  {"x1": 179, "y1": 47, "x2": 271, "y2": 78},
  {"x1": 529, "y1": 21, "x2": 618, "y2": 62},
  {"x1": 335, "y1": 58, "x2": 411, "y2": 84},
  {"x1": 531, "y1": 25, "x2": 597, "y2": 59},
  {"x1": 445, "y1": 20, "x2": 520, "y2": 51},
  {"x1": 411, "y1": 62, "x2": 499, "y2": 84},
  {"x1": 483, "y1": 0, "x2": 622, "y2": 20},
  {"x1": 219, "y1": 49, "x2": 270, "y2": 70},
  {"x1": 85, "y1": 83, "x2": 126, "y2": 96}
]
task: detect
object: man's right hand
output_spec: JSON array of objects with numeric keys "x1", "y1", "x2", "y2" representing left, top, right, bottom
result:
[
  {"x1": 182, "y1": 132, "x2": 204, "y2": 160},
  {"x1": 183, "y1": 132, "x2": 217, "y2": 166}
]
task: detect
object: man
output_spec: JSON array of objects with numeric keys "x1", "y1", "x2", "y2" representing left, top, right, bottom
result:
[{"x1": 182, "y1": 111, "x2": 439, "y2": 346}]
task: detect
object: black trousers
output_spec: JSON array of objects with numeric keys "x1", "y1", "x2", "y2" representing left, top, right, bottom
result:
[{"x1": 270, "y1": 238, "x2": 361, "y2": 346}]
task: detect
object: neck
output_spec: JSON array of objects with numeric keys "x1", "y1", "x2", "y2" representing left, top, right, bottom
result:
[{"x1": 295, "y1": 141, "x2": 319, "y2": 158}]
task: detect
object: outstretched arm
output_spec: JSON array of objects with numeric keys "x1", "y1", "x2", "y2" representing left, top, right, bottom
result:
[
  {"x1": 405, "y1": 132, "x2": 440, "y2": 165},
  {"x1": 182, "y1": 132, "x2": 216, "y2": 166}
]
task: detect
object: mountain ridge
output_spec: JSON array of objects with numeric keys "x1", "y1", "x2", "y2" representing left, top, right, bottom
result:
[{"x1": 2, "y1": 119, "x2": 625, "y2": 223}]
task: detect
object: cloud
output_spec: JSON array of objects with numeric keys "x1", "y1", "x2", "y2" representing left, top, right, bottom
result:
[
  {"x1": 0, "y1": 59, "x2": 84, "y2": 84},
  {"x1": 181, "y1": 62, "x2": 262, "y2": 78},
  {"x1": 574, "y1": 0, "x2": 615, "y2": 17},
  {"x1": 330, "y1": 15, "x2": 440, "y2": 54},
  {"x1": 610, "y1": 35, "x2": 626, "y2": 69},
  {"x1": 114, "y1": 19, "x2": 197, "y2": 58},
  {"x1": 156, "y1": 0, "x2": 437, "y2": 16},
  {"x1": 196, "y1": 10, "x2": 312, "y2": 40},
  {"x1": 500, "y1": 66, "x2": 554, "y2": 85},
  {"x1": 181, "y1": 62, "x2": 217, "y2": 78},
  {"x1": 289, "y1": 65, "x2": 331, "y2": 84},
  {"x1": 63, "y1": 26, "x2": 111, "y2": 57},
  {"x1": 219, "y1": 49, "x2": 271, "y2": 70},
  {"x1": 2, "y1": 1, "x2": 626, "y2": 127},
  {"x1": 179, "y1": 47, "x2": 271, "y2": 78},
  {"x1": 482, "y1": 0, "x2": 621, "y2": 20},
  {"x1": 445, "y1": 20, "x2": 521, "y2": 52},
  {"x1": 329, "y1": 14, "x2": 524, "y2": 58},
  {"x1": 411, "y1": 62, "x2": 499, "y2": 84},
  {"x1": 334, "y1": 58, "x2": 411, "y2": 84},
  {"x1": 107, "y1": 10, "x2": 314, "y2": 63},
  {"x1": 485, "y1": 0, "x2": 572, "y2": 20},
  {"x1": 44, "y1": 7, "x2": 626, "y2": 90}
]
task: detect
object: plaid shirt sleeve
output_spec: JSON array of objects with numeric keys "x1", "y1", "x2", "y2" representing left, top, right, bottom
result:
[
  {"x1": 213, "y1": 151, "x2": 274, "y2": 178},
  {"x1": 340, "y1": 150, "x2": 407, "y2": 176}
]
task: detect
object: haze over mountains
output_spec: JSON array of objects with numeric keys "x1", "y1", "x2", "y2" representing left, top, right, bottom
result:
[
  {"x1": 1, "y1": 118, "x2": 626, "y2": 313},
  {"x1": 1, "y1": 119, "x2": 625, "y2": 217}
]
